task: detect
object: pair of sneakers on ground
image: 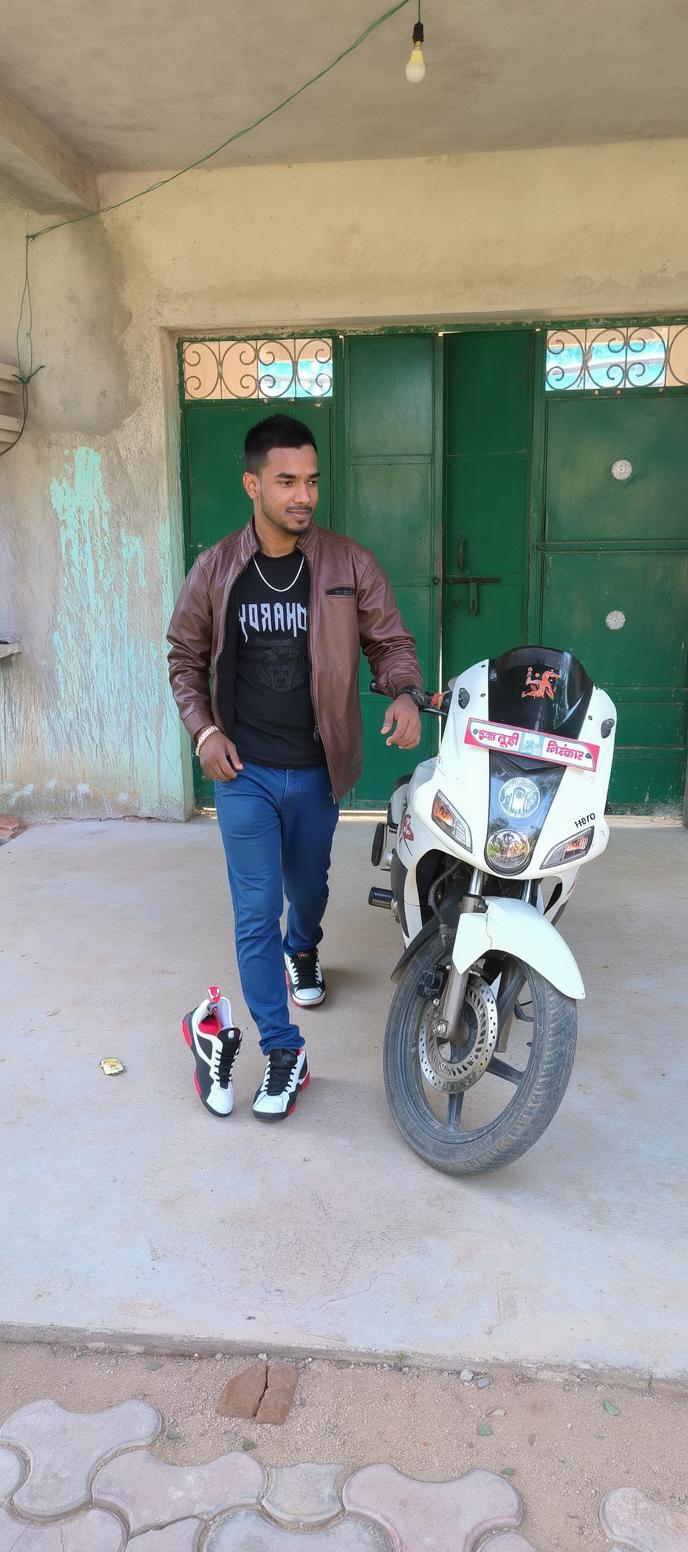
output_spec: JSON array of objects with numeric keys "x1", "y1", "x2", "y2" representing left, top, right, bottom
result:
[{"x1": 182, "y1": 950, "x2": 325, "y2": 1121}]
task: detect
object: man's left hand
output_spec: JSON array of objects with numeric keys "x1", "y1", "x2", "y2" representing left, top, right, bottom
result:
[{"x1": 381, "y1": 694, "x2": 422, "y2": 750}]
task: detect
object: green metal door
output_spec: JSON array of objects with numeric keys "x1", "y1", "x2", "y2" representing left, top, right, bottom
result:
[
  {"x1": 182, "y1": 396, "x2": 333, "y2": 807},
  {"x1": 542, "y1": 394, "x2": 688, "y2": 809},
  {"x1": 180, "y1": 335, "x2": 439, "y2": 810},
  {"x1": 340, "y1": 334, "x2": 441, "y2": 806},
  {"x1": 183, "y1": 398, "x2": 332, "y2": 557},
  {"x1": 443, "y1": 331, "x2": 533, "y2": 678}
]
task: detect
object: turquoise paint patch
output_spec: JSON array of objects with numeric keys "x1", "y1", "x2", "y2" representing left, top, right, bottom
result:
[
  {"x1": 156, "y1": 516, "x2": 185, "y2": 786},
  {"x1": 50, "y1": 447, "x2": 178, "y2": 811},
  {"x1": 51, "y1": 447, "x2": 108, "y2": 613},
  {"x1": 121, "y1": 532, "x2": 146, "y2": 587}
]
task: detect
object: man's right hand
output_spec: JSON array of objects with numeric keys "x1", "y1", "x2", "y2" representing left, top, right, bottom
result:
[{"x1": 198, "y1": 731, "x2": 244, "y2": 782}]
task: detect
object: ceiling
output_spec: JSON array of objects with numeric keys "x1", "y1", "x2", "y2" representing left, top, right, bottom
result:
[{"x1": 2, "y1": 0, "x2": 688, "y2": 173}]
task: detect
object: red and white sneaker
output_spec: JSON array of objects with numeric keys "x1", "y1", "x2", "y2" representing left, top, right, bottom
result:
[
  {"x1": 284, "y1": 949, "x2": 326, "y2": 1007},
  {"x1": 252, "y1": 1044, "x2": 310, "y2": 1120},
  {"x1": 182, "y1": 986, "x2": 242, "y2": 1117}
]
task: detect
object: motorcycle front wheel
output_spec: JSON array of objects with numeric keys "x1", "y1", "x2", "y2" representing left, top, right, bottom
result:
[{"x1": 383, "y1": 927, "x2": 577, "y2": 1176}]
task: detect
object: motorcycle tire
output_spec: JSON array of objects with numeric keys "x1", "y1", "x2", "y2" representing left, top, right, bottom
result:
[{"x1": 383, "y1": 927, "x2": 577, "y2": 1176}]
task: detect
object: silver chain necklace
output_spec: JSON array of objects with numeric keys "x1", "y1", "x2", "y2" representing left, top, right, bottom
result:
[{"x1": 252, "y1": 553, "x2": 305, "y2": 594}]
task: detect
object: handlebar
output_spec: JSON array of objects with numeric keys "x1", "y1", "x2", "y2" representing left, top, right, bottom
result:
[{"x1": 369, "y1": 681, "x2": 451, "y2": 718}]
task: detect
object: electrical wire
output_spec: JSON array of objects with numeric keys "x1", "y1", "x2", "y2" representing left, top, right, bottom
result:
[
  {"x1": 29, "y1": 0, "x2": 412, "y2": 241},
  {"x1": 2, "y1": 0, "x2": 412, "y2": 455},
  {"x1": 0, "y1": 235, "x2": 43, "y2": 458}
]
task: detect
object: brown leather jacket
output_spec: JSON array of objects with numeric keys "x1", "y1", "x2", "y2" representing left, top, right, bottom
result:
[{"x1": 167, "y1": 519, "x2": 423, "y2": 800}]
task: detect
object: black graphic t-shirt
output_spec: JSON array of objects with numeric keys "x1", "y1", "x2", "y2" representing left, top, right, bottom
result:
[{"x1": 219, "y1": 552, "x2": 326, "y2": 769}]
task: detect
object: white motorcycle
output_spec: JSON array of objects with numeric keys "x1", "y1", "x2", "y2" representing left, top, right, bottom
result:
[{"x1": 369, "y1": 646, "x2": 616, "y2": 1176}]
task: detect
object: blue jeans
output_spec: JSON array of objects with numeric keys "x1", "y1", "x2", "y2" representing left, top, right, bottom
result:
[{"x1": 215, "y1": 763, "x2": 339, "y2": 1053}]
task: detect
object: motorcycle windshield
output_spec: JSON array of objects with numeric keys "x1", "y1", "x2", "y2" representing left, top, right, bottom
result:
[{"x1": 488, "y1": 647, "x2": 593, "y2": 737}]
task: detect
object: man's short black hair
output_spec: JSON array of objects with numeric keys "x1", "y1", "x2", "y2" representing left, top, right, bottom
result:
[{"x1": 244, "y1": 414, "x2": 317, "y2": 474}]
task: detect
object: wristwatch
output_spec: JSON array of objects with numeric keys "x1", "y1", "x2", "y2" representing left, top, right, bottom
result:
[{"x1": 395, "y1": 684, "x2": 426, "y2": 708}]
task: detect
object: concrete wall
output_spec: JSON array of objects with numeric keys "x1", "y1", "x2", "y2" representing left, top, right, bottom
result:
[{"x1": 1, "y1": 138, "x2": 687, "y2": 820}]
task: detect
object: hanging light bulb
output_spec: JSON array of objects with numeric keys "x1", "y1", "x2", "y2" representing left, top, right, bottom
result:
[{"x1": 405, "y1": 15, "x2": 426, "y2": 83}]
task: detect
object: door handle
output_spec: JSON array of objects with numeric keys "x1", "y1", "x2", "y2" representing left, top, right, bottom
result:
[
  {"x1": 457, "y1": 534, "x2": 466, "y2": 570},
  {"x1": 445, "y1": 575, "x2": 502, "y2": 584}
]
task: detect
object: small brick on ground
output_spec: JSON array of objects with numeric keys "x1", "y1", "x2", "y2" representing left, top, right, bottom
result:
[
  {"x1": 256, "y1": 1363, "x2": 299, "y2": 1425},
  {"x1": 217, "y1": 1361, "x2": 267, "y2": 1420}
]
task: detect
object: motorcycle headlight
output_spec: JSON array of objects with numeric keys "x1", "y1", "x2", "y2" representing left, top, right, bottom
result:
[
  {"x1": 431, "y1": 790, "x2": 472, "y2": 850},
  {"x1": 497, "y1": 774, "x2": 542, "y2": 820},
  {"x1": 542, "y1": 827, "x2": 594, "y2": 869},
  {"x1": 485, "y1": 828, "x2": 533, "y2": 873},
  {"x1": 485, "y1": 754, "x2": 565, "y2": 876}
]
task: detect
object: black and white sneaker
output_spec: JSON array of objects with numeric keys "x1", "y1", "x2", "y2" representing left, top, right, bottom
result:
[
  {"x1": 252, "y1": 1045, "x2": 310, "y2": 1121},
  {"x1": 284, "y1": 949, "x2": 326, "y2": 1007},
  {"x1": 182, "y1": 986, "x2": 242, "y2": 1117}
]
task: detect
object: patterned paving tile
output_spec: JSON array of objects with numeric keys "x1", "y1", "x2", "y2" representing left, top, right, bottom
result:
[
  {"x1": 206, "y1": 1509, "x2": 391, "y2": 1550},
  {"x1": 479, "y1": 1536, "x2": 539, "y2": 1551},
  {"x1": 0, "y1": 1401, "x2": 161, "y2": 1519},
  {"x1": 0, "y1": 1505, "x2": 125, "y2": 1550},
  {"x1": 261, "y1": 1464, "x2": 343, "y2": 1527},
  {"x1": 0, "y1": 1451, "x2": 23, "y2": 1503},
  {"x1": 343, "y1": 1464, "x2": 522, "y2": 1551},
  {"x1": 601, "y1": 1488, "x2": 688, "y2": 1551},
  {"x1": 93, "y1": 1449, "x2": 265, "y2": 1533},
  {"x1": 129, "y1": 1522, "x2": 203, "y2": 1550}
]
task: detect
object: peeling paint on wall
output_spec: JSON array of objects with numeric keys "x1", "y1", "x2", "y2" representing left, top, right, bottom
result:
[{"x1": 41, "y1": 445, "x2": 181, "y2": 816}]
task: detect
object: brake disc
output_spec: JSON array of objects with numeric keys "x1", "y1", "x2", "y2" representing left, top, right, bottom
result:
[{"x1": 419, "y1": 975, "x2": 499, "y2": 1093}]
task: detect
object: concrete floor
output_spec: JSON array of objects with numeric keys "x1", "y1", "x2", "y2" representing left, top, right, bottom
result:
[{"x1": 1, "y1": 815, "x2": 686, "y2": 1378}]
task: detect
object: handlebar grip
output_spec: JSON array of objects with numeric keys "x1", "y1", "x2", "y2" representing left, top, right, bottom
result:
[{"x1": 370, "y1": 679, "x2": 451, "y2": 716}]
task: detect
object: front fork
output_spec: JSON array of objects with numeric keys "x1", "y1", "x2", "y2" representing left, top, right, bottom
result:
[
  {"x1": 433, "y1": 869, "x2": 487, "y2": 1044},
  {"x1": 434, "y1": 869, "x2": 529, "y2": 1051}
]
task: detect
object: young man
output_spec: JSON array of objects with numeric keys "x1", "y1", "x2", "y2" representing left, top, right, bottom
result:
[{"x1": 167, "y1": 413, "x2": 423, "y2": 1121}]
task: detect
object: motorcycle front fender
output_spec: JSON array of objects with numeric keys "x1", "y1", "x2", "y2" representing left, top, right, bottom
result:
[
  {"x1": 390, "y1": 917, "x2": 439, "y2": 982},
  {"x1": 452, "y1": 896, "x2": 586, "y2": 1000}
]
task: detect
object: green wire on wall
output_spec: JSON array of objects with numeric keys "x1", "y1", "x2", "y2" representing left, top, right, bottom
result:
[{"x1": 2, "y1": 0, "x2": 412, "y2": 456}]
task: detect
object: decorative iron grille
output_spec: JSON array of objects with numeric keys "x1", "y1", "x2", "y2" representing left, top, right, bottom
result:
[
  {"x1": 182, "y1": 338, "x2": 333, "y2": 401},
  {"x1": 545, "y1": 323, "x2": 688, "y2": 392}
]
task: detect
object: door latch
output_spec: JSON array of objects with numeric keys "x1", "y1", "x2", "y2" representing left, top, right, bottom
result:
[{"x1": 445, "y1": 574, "x2": 502, "y2": 617}]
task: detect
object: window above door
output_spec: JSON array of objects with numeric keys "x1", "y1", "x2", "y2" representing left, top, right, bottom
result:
[
  {"x1": 182, "y1": 337, "x2": 334, "y2": 401},
  {"x1": 545, "y1": 323, "x2": 688, "y2": 393}
]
